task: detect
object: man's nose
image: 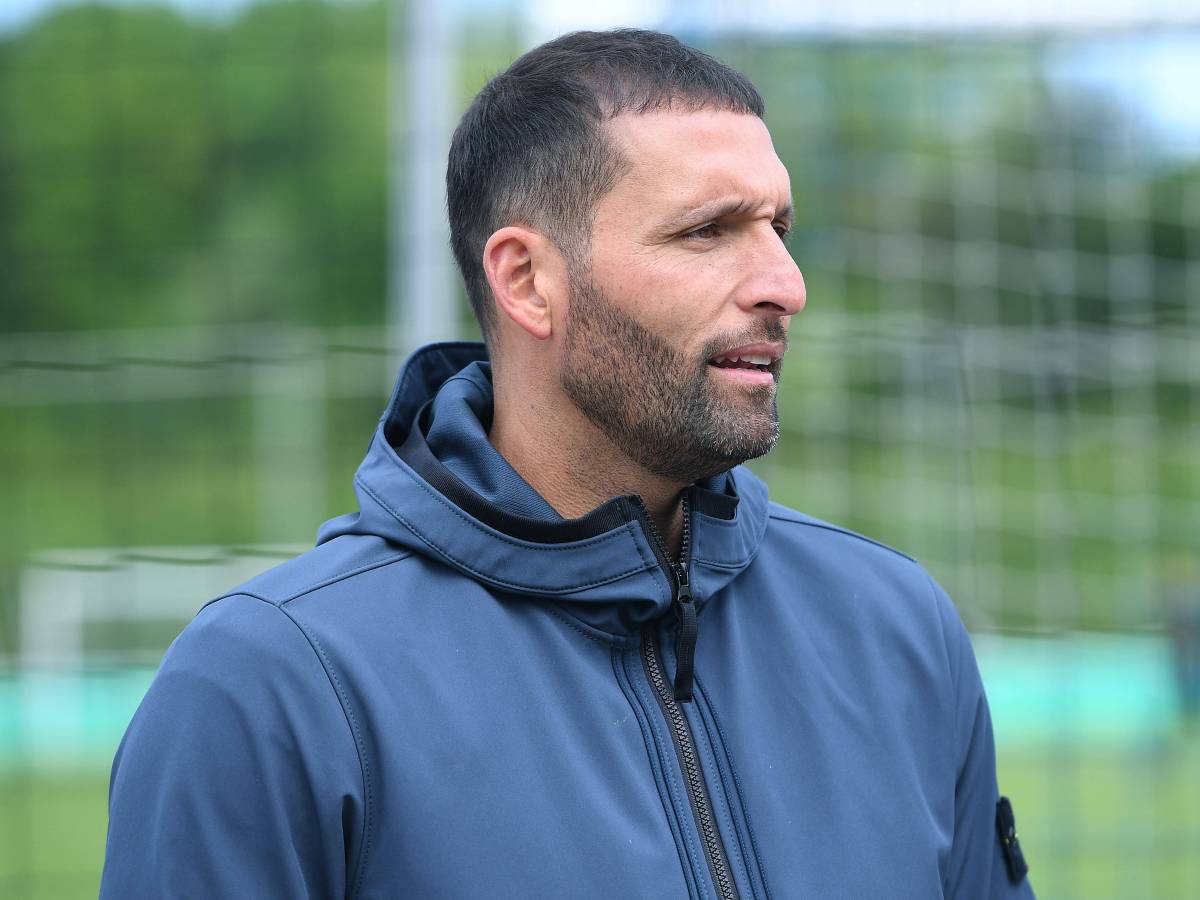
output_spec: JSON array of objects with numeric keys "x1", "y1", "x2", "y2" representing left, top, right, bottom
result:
[{"x1": 740, "y1": 231, "x2": 806, "y2": 318}]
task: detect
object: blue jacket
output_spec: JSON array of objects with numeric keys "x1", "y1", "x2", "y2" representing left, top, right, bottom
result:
[{"x1": 102, "y1": 342, "x2": 1035, "y2": 899}]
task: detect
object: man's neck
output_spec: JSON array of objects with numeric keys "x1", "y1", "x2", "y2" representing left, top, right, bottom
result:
[{"x1": 488, "y1": 378, "x2": 687, "y2": 560}]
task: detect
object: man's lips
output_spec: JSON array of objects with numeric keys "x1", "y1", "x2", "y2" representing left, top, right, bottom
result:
[
  {"x1": 707, "y1": 342, "x2": 785, "y2": 367},
  {"x1": 708, "y1": 364, "x2": 776, "y2": 385},
  {"x1": 706, "y1": 342, "x2": 785, "y2": 384}
]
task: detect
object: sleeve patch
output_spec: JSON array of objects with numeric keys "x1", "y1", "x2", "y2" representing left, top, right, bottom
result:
[{"x1": 995, "y1": 796, "x2": 1030, "y2": 884}]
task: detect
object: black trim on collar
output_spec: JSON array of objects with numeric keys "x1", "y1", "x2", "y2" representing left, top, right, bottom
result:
[
  {"x1": 693, "y1": 477, "x2": 738, "y2": 521},
  {"x1": 396, "y1": 402, "x2": 633, "y2": 543},
  {"x1": 394, "y1": 400, "x2": 741, "y2": 543}
]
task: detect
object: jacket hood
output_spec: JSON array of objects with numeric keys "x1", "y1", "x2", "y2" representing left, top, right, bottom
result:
[{"x1": 318, "y1": 342, "x2": 770, "y2": 637}]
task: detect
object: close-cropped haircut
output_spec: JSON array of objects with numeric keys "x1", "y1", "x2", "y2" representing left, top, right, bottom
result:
[{"x1": 446, "y1": 29, "x2": 765, "y2": 344}]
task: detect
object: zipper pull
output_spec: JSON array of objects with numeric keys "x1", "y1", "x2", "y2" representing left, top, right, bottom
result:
[{"x1": 672, "y1": 564, "x2": 697, "y2": 702}]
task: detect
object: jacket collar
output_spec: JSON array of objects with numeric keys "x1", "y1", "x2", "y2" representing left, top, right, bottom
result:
[{"x1": 329, "y1": 342, "x2": 769, "y2": 637}]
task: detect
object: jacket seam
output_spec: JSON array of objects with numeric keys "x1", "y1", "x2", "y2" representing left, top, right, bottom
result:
[
  {"x1": 685, "y1": 692, "x2": 750, "y2": 899},
  {"x1": 766, "y1": 512, "x2": 917, "y2": 564},
  {"x1": 545, "y1": 527, "x2": 662, "y2": 643},
  {"x1": 203, "y1": 551, "x2": 415, "y2": 613},
  {"x1": 628, "y1": 644, "x2": 712, "y2": 899},
  {"x1": 929, "y1": 572, "x2": 962, "y2": 780},
  {"x1": 693, "y1": 556, "x2": 752, "y2": 571},
  {"x1": 693, "y1": 673, "x2": 776, "y2": 900},
  {"x1": 612, "y1": 647, "x2": 701, "y2": 900},
  {"x1": 520, "y1": 506, "x2": 665, "y2": 643},
  {"x1": 358, "y1": 476, "x2": 654, "y2": 592},
  {"x1": 929, "y1": 573, "x2": 969, "y2": 896},
  {"x1": 233, "y1": 594, "x2": 373, "y2": 900},
  {"x1": 544, "y1": 606, "x2": 629, "y2": 647},
  {"x1": 278, "y1": 551, "x2": 414, "y2": 605},
  {"x1": 688, "y1": 682, "x2": 754, "y2": 900}
]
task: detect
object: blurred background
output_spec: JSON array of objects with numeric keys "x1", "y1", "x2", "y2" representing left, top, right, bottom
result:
[{"x1": 1, "y1": 0, "x2": 1197, "y2": 896}]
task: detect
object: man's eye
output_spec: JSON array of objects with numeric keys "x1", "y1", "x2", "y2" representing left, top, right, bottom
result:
[
  {"x1": 773, "y1": 223, "x2": 791, "y2": 241},
  {"x1": 681, "y1": 223, "x2": 721, "y2": 241}
]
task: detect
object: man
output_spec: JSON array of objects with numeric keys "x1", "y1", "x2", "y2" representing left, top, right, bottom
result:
[{"x1": 102, "y1": 29, "x2": 1034, "y2": 899}]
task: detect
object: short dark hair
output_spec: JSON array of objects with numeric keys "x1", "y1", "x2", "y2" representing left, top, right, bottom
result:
[{"x1": 446, "y1": 29, "x2": 765, "y2": 343}]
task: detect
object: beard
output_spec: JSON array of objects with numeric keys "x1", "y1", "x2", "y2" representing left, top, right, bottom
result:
[{"x1": 559, "y1": 272, "x2": 786, "y2": 484}]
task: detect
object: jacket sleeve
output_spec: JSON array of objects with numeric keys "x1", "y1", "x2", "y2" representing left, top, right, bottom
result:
[
  {"x1": 935, "y1": 580, "x2": 1037, "y2": 900},
  {"x1": 100, "y1": 594, "x2": 367, "y2": 899}
]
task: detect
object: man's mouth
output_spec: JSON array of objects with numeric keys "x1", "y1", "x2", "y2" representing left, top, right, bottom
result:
[
  {"x1": 705, "y1": 343, "x2": 784, "y2": 382},
  {"x1": 708, "y1": 352, "x2": 774, "y2": 372}
]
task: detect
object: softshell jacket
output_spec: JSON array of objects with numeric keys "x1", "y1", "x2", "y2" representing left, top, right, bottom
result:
[{"x1": 102, "y1": 342, "x2": 1035, "y2": 900}]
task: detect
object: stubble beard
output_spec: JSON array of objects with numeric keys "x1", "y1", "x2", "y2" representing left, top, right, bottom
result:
[{"x1": 559, "y1": 272, "x2": 785, "y2": 485}]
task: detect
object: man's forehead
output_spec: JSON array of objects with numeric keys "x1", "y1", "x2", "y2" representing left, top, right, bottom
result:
[{"x1": 602, "y1": 109, "x2": 792, "y2": 214}]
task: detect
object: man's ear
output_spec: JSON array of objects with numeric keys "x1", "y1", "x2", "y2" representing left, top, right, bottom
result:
[{"x1": 482, "y1": 226, "x2": 565, "y2": 341}]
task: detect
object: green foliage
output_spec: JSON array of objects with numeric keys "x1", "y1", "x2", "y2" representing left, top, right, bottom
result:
[
  {"x1": 1, "y1": 8, "x2": 1192, "y2": 340},
  {"x1": 0, "y1": 0, "x2": 390, "y2": 332}
]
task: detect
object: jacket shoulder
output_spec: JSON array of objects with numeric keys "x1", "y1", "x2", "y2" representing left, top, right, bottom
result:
[
  {"x1": 214, "y1": 534, "x2": 413, "y2": 609},
  {"x1": 760, "y1": 501, "x2": 960, "y2": 638},
  {"x1": 104, "y1": 591, "x2": 367, "y2": 898},
  {"x1": 765, "y1": 502, "x2": 918, "y2": 565}
]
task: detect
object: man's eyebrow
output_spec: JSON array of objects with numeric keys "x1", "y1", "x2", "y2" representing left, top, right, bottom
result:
[{"x1": 664, "y1": 196, "x2": 795, "y2": 229}]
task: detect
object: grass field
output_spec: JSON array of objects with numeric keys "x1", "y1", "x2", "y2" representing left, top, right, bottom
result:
[
  {"x1": 0, "y1": 770, "x2": 110, "y2": 899},
  {"x1": 1001, "y1": 739, "x2": 1200, "y2": 899}
]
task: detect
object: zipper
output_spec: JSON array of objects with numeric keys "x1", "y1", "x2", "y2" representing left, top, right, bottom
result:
[
  {"x1": 633, "y1": 493, "x2": 739, "y2": 900},
  {"x1": 629, "y1": 494, "x2": 698, "y2": 702}
]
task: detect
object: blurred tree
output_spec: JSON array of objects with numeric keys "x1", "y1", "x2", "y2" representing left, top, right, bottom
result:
[
  {"x1": 0, "y1": 0, "x2": 390, "y2": 332},
  {"x1": 1, "y1": 12, "x2": 1190, "y2": 340}
]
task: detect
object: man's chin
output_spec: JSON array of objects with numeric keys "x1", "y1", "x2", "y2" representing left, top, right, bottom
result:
[
  {"x1": 699, "y1": 418, "x2": 780, "y2": 469},
  {"x1": 706, "y1": 381, "x2": 778, "y2": 423}
]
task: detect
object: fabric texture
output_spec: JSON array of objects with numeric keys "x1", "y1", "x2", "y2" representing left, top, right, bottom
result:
[{"x1": 101, "y1": 341, "x2": 1036, "y2": 899}]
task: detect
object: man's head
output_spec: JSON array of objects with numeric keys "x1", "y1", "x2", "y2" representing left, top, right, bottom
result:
[
  {"x1": 447, "y1": 29, "x2": 764, "y2": 342},
  {"x1": 447, "y1": 30, "x2": 806, "y2": 484}
]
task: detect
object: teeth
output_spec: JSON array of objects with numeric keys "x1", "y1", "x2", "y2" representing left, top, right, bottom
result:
[{"x1": 713, "y1": 352, "x2": 772, "y2": 366}]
